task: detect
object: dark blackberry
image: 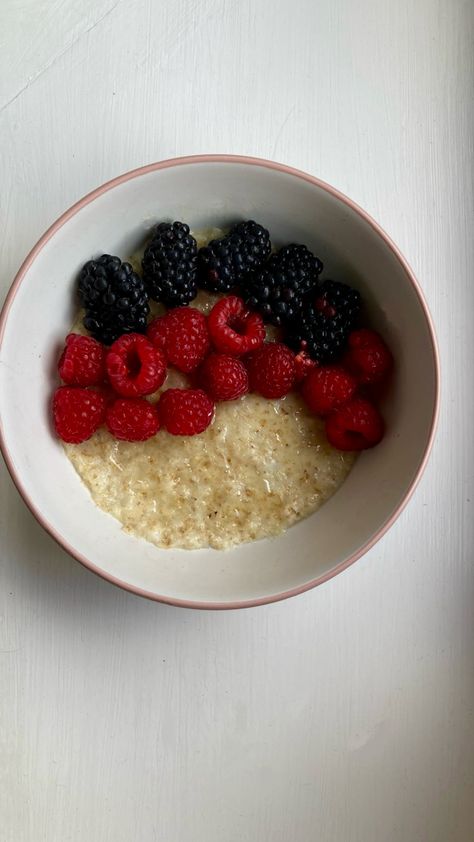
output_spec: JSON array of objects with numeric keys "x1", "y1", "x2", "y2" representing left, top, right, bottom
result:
[
  {"x1": 198, "y1": 220, "x2": 271, "y2": 292},
  {"x1": 142, "y1": 221, "x2": 198, "y2": 307},
  {"x1": 78, "y1": 254, "x2": 149, "y2": 345},
  {"x1": 286, "y1": 280, "x2": 361, "y2": 363},
  {"x1": 242, "y1": 244, "x2": 323, "y2": 326}
]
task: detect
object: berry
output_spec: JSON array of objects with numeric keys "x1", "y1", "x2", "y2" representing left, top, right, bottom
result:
[
  {"x1": 301, "y1": 365, "x2": 357, "y2": 416},
  {"x1": 286, "y1": 280, "x2": 361, "y2": 363},
  {"x1": 147, "y1": 307, "x2": 210, "y2": 373},
  {"x1": 53, "y1": 386, "x2": 106, "y2": 443},
  {"x1": 242, "y1": 244, "x2": 323, "y2": 326},
  {"x1": 246, "y1": 342, "x2": 296, "y2": 399},
  {"x1": 198, "y1": 220, "x2": 271, "y2": 292},
  {"x1": 208, "y1": 295, "x2": 265, "y2": 355},
  {"x1": 343, "y1": 329, "x2": 393, "y2": 385},
  {"x1": 78, "y1": 254, "x2": 149, "y2": 345},
  {"x1": 159, "y1": 389, "x2": 215, "y2": 436},
  {"x1": 58, "y1": 333, "x2": 106, "y2": 386},
  {"x1": 106, "y1": 333, "x2": 166, "y2": 397},
  {"x1": 106, "y1": 397, "x2": 160, "y2": 441},
  {"x1": 325, "y1": 398, "x2": 384, "y2": 451},
  {"x1": 198, "y1": 353, "x2": 249, "y2": 401},
  {"x1": 142, "y1": 221, "x2": 198, "y2": 306}
]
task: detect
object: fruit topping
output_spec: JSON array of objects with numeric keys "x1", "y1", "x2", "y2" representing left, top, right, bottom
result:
[
  {"x1": 287, "y1": 280, "x2": 360, "y2": 363},
  {"x1": 242, "y1": 244, "x2": 322, "y2": 326},
  {"x1": 301, "y1": 365, "x2": 357, "y2": 416},
  {"x1": 78, "y1": 254, "x2": 149, "y2": 345},
  {"x1": 159, "y1": 388, "x2": 215, "y2": 436},
  {"x1": 246, "y1": 342, "x2": 296, "y2": 399},
  {"x1": 53, "y1": 386, "x2": 106, "y2": 443},
  {"x1": 106, "y1": 333, "x2": 167, "y2": 397},
  {"x1": 147, "y1": 307, "x2": 210, "y2": 373},
  {"x1": 142, "y1": 221, "x2": 198, "y2": 306},
  {"x1": 325, "y1": 398, "x2": 384, "y2": 451},
  {"x1": 208, "y1": 295, "x2": 265, "y2": 355},
  {"x1": 198, "y1": 220, "x2": 271, "y2": 292},
  {"x1": 198, "y1": 353, "x2": 249, "y2": 401},
  {"x1": 343, "y1": 328, "x2": 393, "y2": 385},
  {"x1": 58, "y1": 333, "x2": 106, "y2": 386},
  {"x1": 106, "y1": 397, "x2": 160, "y2": 441}
]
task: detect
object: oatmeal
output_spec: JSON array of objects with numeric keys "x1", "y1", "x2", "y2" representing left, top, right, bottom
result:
[
  {"x1": 61, "y1": 226, "x2": 359, "y2": 550},
  {"x1": 65, "y1": 390, "x2": 354, "y2": 549}
]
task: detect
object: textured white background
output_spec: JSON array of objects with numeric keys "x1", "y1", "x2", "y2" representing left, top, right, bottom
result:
[{"x1": 1, "y1": 1, "x2": 473, "y2": 840}]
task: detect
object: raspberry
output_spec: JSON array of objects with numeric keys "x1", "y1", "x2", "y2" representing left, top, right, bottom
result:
[
  {"x1": 159, "y1": 388, "x2": 214, "y2": 435},
  {"x1": 246, "y1": 342, "x2": 296, "y2": 399},
  {"x1": 343, "y1": 329, "x2": 393, "y2": 385},
  {"x1": 53, "y1": 386, "x2": 106, "y2": 443},
  {"x1": 58, "y1": 333, "x2": 106, "y2": 386},
  {"x1": 147, "y1": 307, "x2": 210, "y2": 373},
  {"x1": 106, "y1": 333, "x2": 167, "y2": 397},
  {"x1": 106, "y1": 397, "x2": 160, "y2": 441},
  {"x1": 301, "y1": 365, "x2": 357, "y2": 416},
  {"x1": 208, "y1": 295, "x2": 265, "y2": 356},
  {"x1": 325, "y1": 398, "x2": 384, "y2": 451},
  {"x1": 198, "y1": 353, "x2": 249, "y2": 401}
]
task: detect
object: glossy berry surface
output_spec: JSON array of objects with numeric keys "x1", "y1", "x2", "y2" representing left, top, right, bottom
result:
[
  {"x1": 246, "y1": 342, "x2": 296, "y2": 399},
  {"x1": 325, "y1": 397, "x2": 384, "y2": 451},
  {"x1": 159, "y1": 388, "x2": 215, "y2": 436},
  {"x1": 106, "y1": 397, "x2": 160, "y2": 441},
  {"x1": 78, "y1": 254, "x2": 149, "y2": 345},
  {"x1": 147, "y1": 307, "x2": 210, "y2": 373},
  {"x1": 106, "y1": 333, "x2": 167, "y2": 397},
  {"x1": 58, "y1": 333, "x2": 106, "y2": 386},
  {"x1": 208, "y1": 295, "x2": 265, "y2": 355},
  {"x1": 53, "y1": 386, "x2": 106, "y2": 443},
  {"x1": 142, "y1": 221, "x2": 198, "y2": 306},
  {"x1": 198, "y1": 353, "x2": 249, "y2": 401}
]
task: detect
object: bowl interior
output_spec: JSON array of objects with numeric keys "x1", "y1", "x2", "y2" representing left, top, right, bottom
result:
[{"x1": 0, "y1": 160, "x2": 437, "y2": 606}]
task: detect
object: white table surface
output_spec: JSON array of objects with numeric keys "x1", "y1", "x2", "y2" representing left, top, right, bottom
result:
[{"x1": 1, "y1": 1, "x2": 473, "y2": 840}]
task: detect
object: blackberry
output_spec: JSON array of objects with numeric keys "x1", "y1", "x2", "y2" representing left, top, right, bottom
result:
[
  {"x1": 242, "y1": 244, "x2": 323, "y2": 326},
  {"x1": 78, "y1": 254, "x2": 149, "y2": 345},
  {"x1": 198, "y1": 220, "x2": 271, "y2": 292},
  {"x1": 142, "y1": 221, "x2": 198, "y2": 306},
  {"x1": 286, "y1": 280, "x2": 361, "y2": 363}
]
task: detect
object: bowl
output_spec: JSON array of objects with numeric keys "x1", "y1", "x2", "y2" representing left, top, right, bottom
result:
[{"x1": 0, "y1": 155, "x2": 439, "y2": 609}]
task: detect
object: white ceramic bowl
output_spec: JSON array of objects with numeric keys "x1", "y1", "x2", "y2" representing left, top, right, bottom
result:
[{"x1": 0, "y1": 156, "x2": 439, "y2": 608}]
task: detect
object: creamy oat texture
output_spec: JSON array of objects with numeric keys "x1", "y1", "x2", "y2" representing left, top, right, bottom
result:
[{"x1": 64, "y1": 228, "x2": 355, "y2": 550}]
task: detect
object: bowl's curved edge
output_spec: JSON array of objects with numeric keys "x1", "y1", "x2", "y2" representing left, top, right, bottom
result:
[{"x1": 0, "y1": 154, "x2": 441, "y2": 610}]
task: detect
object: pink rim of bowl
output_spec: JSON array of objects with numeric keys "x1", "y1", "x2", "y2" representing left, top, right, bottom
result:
[{"x1": 0, "y1": 154, "x2": 440, "y2": 610}]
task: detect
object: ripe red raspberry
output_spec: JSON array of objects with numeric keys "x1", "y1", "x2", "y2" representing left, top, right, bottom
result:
[
  {"x1": 198, "y1": 353, "x2": 249, "y2": 401},
  {"x1": 106, "y1": 333, "x2": 166, "y2": 397},
  {"x1": 301, "y1": 365, "x2": 357, "y2": 416},
  {"x1": 246, "y1": 342, "x2": 296, "y2": 399},
  {"x1": 208, "y1": 295, "x2": 265, "y2": 355},
  {"x1": 53, "y1": 386, "x2": 106, "y2": 443},
  {"x1": 159, "y1": 388, "x2": 215, "y2": 435},
  {"x1": 58, "y1": 333, "x2": 106, "y2": 386},
  {"x1": 147, "y1": 307, "x2": 210, "y2": 373},
  {"x1": 343, "y1": 329, "x2": 393, "y2": 385},
  {"x1": 325, "y1": 398, "x2": 384, "y2": 451},
  {"x1": 106, "y1": 397, "x2": 160, "y2": 441}
]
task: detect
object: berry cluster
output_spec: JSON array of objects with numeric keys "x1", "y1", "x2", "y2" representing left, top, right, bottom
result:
[
  {"x1": 53, "y1": 219, "x2": 394, "y2": 451},
  {"x1": 77, "y1": 219, "x2": 363, "y2": 367},
  {"x1": 53, "y1": 295, "x2": 392, "y2": 450},
  {"x1": 300, "y1": 329, "x2": 392, "y2": 450}
]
